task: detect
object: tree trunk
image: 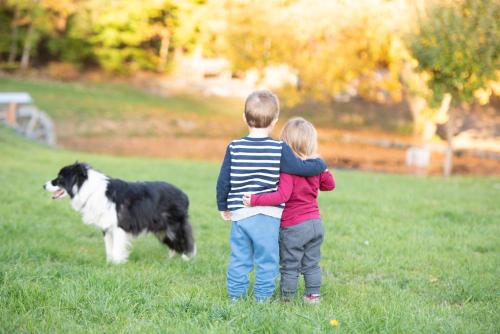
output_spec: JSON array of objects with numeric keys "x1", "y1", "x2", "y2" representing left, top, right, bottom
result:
[
  {"x1": 8, "y1": 9, "x2": 20, "y2": 64},
  {"x1": 439, "y1": 94, "x2": 453, "y2": 177},
  {"x1": 400, "y1": 62, "x2": 427, "y2": 139},
  {"x1": 157, "y1": 28, "x2": 170, "y2": 72},
  {"x1": 443, "y1": 117, "x2": 454, "y2": 177},
  {"x1": 407, "y1": 94, "x2": 427, "y2": 137},
  {"x1": 20, "y1": 24, "x2": 34, "y2": 70}
]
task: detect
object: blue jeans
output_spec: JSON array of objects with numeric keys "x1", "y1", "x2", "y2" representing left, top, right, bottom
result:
[{"x1": 227, "y1": 214, "x2": 280, "y2": 301}]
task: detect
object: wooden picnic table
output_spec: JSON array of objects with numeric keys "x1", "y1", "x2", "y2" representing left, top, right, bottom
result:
[
  {"x1": 0, "y1": 92, "x2": 55, "y2": 145},
  {"x1": 0, "y1": 92, "x2": 33, "y2": 126}
]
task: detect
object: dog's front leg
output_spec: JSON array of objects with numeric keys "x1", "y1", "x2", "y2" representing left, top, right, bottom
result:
[
  {"x1": 103, "y1": 230, "x2": 114, "y2": 262},
  {"x1": 108, "y1": 227, "x2": 130, "y2": 264}
]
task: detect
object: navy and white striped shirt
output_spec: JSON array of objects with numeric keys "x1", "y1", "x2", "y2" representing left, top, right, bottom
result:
[
  {"x1": 216, "y1": 136, "x2": 327, "y2": 213},
  {"x1": 227, "y1": 137, "x2": 284, "y2": 210}
]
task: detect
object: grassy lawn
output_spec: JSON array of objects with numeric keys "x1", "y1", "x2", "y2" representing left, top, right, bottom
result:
[
  {"x1": 0, "y1": 76, "x2": 241, "y2": 121},
  {"x1": 0, "y1": 127, "x2": 499, "y2": 333}
]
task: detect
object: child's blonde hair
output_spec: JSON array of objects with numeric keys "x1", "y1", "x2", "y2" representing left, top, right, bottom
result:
[{"x1": 280, "y1": 117, "x2": 318, "y2": 159}]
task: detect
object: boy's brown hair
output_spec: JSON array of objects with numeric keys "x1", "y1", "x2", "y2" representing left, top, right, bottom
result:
[{"x1": 244, "y1": 90, "x2": 280, "y2": 128}]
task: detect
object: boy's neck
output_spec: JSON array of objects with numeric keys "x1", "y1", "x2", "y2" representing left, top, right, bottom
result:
[{"x1": 247, "y1": 127, "x2": 272, "y2": 138}]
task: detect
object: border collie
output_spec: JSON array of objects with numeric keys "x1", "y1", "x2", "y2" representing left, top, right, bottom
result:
[{"x1": 43, "y1": 162, "x2": 196, "y2": 264}]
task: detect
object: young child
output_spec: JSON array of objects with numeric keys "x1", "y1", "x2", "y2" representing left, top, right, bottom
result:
[
  {"x1": 243, "y1": 117, "x2": 335, "y2": 304},
  {"x1": 216, "y1": 91, "x2": 326, "y2": 302}
]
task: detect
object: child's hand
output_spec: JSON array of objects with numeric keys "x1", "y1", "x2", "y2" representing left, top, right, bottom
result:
[
  {"x1": 220, "y1": 211, "x2": 232, "y2": 221},
  {"x1": 242, "y1": 193, "x2": 251, "y2": 207}
]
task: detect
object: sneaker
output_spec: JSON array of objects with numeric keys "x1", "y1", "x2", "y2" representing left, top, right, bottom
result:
[
  {"x1": 281, "y1": 294, "x2": 294, "y2": 303},
  {"x1": 303, "y1": 294, "x2": 321, "y2": 304},
  {"x1": 229, "y1": 296, "x2": 242, "y2": 303},
  {"x1": 255, "y1": 296, "x2": 271, "y2": 303}
]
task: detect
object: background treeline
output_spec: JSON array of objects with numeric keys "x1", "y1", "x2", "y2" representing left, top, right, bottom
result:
[
  {"x1": 0, "y1": 0, "x2": 498, "y2": 175},
  {"x1": 0, "y1": 0, "x2": 497, "y2": 105},
  {"x1": 0, "y1": 0, "x2": 204, "y2": 73}
]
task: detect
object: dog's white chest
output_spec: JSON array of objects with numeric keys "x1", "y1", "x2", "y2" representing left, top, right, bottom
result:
[
  {"x1": 79, "y1": 199, "x2": 117, "y2": 230},
  {"x1": 71, "y1": 171, "x2": 118, "y2": 230}
]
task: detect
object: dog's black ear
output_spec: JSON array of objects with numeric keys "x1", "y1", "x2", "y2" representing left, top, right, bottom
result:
[
  {"x1": 75, "y1": 163, "x2": 88, "y2": 178},
  {"x1": 72, "y1": 163, "x2": 88, "y2": 191}
]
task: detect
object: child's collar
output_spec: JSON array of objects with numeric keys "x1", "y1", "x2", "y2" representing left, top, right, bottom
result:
[{"x1": 247, "y1": 127, "x2": 272, "y2": 138}]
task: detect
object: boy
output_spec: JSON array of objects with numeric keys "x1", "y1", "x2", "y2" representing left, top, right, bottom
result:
[{"x1": 216, "y1": 90, "x2": 326, "y2": 302}]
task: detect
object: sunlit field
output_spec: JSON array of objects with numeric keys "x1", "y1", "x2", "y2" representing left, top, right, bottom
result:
[
  {"x1": 0, "y1": 76, "x2": 242, "y2": 121},
  {"x1": 0, "y1": 128, "x2": 498, "y2": 333}
]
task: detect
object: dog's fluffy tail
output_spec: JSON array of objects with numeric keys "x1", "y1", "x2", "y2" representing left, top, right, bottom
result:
[{"x1": 181, "y1": 219, "x2": 196, "y2": 261}]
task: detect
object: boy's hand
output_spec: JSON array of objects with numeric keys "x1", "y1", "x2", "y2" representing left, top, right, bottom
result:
[
  {"x1": 220, "y1": 211, "x2": 232, "y2": 221},
  {"x1": 242, "y1": 193, "x2": 251, "y2": 207}
]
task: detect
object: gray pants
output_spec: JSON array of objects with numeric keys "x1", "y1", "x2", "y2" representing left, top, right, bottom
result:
[{"x1": 279, "y1": 219, "x2": 324, "y2": 297}]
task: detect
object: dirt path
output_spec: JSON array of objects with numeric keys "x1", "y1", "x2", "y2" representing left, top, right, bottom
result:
[{"x1": 58, "y1": 125, "x2": 500, "y2": 176}]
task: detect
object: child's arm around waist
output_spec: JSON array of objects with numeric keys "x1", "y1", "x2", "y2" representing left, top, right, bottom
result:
[
  {"x1": 280, "y1": 143, "x2": 326, "y2": 176},
  {"x1": 320, "y1": 169, "x2": 335, "y2": 191},
  {"x1": 245, "y1": 173, "x2": 294, "y2": 207}
]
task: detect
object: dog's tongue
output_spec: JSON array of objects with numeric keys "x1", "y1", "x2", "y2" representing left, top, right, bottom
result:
[{"x1": 52, "y1": 189, "x2": 65, "y2": 200}]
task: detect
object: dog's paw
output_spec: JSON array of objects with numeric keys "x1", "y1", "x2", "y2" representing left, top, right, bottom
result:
[
  {"x1": 169, "y1": 249, "x2": 177, "y2": 259},
  {"x1": 181, "y1": 244, "x2": 196, "y2": 261}
]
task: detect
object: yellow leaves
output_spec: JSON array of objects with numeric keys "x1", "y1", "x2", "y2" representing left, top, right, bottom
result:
[
  {"x1": 407, "y1": 57, "x2": 419, "y2": 69},
  {"x1": 490, "y1": 75, "x2": 500, "y2": 96},
  {"x1": 473, "y1": 87, "x2": 491, "y2": 105},
  {"x1": 422, "y1": 36, "x2": 437, "y2": 47}
]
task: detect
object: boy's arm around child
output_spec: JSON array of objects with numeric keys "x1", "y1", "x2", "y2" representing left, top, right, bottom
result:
[
  {"x1": 280, "y1": 144, "x2": 326, "y2": 176},
  {"x1": 216, "y1": 145, "x2": 232, "y2": 220}
]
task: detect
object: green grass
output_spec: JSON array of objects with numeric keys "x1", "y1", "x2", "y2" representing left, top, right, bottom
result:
[
  {"x1": 0, "y1": 76, "x2": 241, "y2": 121},
  {"x1": 0, "y1": 127, "x2": 499, "y2": 333}
]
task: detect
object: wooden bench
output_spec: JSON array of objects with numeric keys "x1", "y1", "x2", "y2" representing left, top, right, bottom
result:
[{"x1": 0, "y1": 92, "x2": 55, "y2": 145}]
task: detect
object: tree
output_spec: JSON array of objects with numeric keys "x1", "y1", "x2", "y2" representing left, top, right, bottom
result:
[
  {"x1": 409, "y1": 0, "x2": 499, "y2": 176},
  {"x1": 0, "y1": 0, "x2": 204, "y2": 73},
  {"x1": 218, "y1": 0, "x2": 411, "y2": 102},
  {"x1": 220, "y1": 1, "x2": 287, "y2": 74},
  {"x1": 1, "y1": 0, "x2": 77, "y2": 69}
]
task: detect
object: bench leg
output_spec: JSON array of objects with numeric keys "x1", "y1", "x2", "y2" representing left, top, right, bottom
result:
[{"x1": 6, "y1": 102, "x2": 17, "y2": 126}]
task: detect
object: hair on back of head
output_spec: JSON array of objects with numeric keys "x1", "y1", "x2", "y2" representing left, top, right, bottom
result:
[
  {"x1": 244, "y1": 90, "x2": 280, "y2": 128},
  {"x1": 280, "y1": 117, "x2": 318, "y2": 159}
]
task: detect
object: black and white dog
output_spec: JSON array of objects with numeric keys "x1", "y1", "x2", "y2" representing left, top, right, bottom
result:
[{"x1": 44, "y1": 162, "x2": 196, "y2": 264}]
